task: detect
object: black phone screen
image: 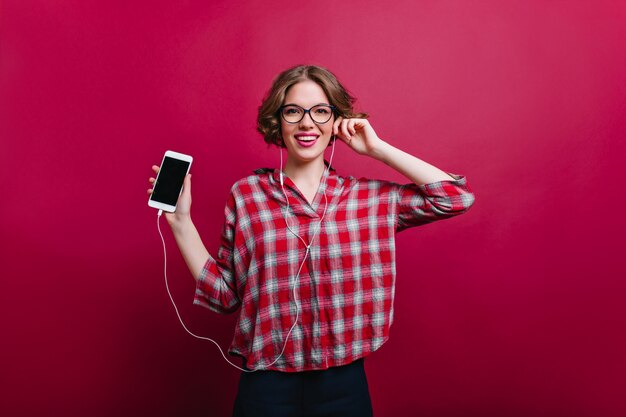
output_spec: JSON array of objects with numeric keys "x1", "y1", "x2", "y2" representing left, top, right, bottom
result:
[{"x1": 150, "y1": 156, "x2": 190, "y2": 206}]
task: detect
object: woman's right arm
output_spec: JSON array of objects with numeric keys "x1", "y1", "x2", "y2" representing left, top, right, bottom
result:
[{"x1": 148, "y1": 165, "x2": 209, "y2": 281}]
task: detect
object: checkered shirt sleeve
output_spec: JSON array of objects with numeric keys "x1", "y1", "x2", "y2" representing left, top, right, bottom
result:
[
  {"x1": 394, "y1": 173, "x2": 475, "y2": 232},
  {"x1": 193, "y1": 191, "x2": 241, "y2": 314}
]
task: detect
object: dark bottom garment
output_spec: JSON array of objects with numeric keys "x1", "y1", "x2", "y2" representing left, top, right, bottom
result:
[{"x1": 232, "y1": 359, "x2": 374, "y2": 417}]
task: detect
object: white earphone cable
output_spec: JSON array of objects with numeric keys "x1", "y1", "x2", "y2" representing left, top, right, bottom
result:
[
  {"x1": 157, "y1": 211, "x2": 252, "y2": 372},
  {"x1": 157, "y1": 136, "x2": 337, "y2": 373}
]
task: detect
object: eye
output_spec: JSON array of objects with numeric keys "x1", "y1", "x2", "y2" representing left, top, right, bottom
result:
[
  {"x1": 314, "y1": 107, "x2": 330, "y2": 114},
  {"x1": 283, "y1": 106, "x2": 302, "y2": 115}
]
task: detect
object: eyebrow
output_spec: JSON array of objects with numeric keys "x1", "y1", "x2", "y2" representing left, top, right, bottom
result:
[{"x1": 282, "y1": 103, "x2": 331, "y2": 107}]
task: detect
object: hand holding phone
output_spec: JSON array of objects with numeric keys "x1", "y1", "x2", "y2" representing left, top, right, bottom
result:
[{"x1": 148, "y1": 150, "x2": 193, "y2": 213}]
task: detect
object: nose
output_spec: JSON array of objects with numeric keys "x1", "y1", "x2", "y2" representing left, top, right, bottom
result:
[{"x1": 299, "y1": 110, "x2": 316, "y2": 128}]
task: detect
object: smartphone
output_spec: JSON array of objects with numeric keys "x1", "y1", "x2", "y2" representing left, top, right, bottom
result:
[{"x1": 148, "y1": 150, "x2": 193, "y2": 213}]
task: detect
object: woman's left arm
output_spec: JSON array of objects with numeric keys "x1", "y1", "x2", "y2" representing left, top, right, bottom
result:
[{"x1": 333, "y1": 117, "x2": 457, "y2": 186}]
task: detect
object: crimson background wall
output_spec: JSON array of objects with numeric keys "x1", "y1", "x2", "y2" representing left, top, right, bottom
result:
[{"x1": 1, "y1": 1, "x2": 625, "y2": 416}]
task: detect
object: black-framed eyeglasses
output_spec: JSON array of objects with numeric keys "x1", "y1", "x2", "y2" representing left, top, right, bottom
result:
[{"x1": 279, "y1": 104, "x2": 336, "y2": 124}]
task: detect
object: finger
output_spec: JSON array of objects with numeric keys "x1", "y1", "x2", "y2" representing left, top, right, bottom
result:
[
  {"x1": 341, "y1": 119, "x2": 351, "y2": 140},
  {"x1": 149, "y1": 177, "x2": 156, "y2": 184},
  {"x1": 348, "y1": 119, "x2": 357, "y2": 136},
  {"x1": 147, "y1": 189, "x2": 153, "y2": 195},
  {"x1": 181, "y1": 173, "x2": 192, "y2": 196},
  {"x1": 152, "y1": 165, "x2": 160, "y2": 174},
  {"x1": 333, "y1": 116, "x2": 343, "y2": 135}
]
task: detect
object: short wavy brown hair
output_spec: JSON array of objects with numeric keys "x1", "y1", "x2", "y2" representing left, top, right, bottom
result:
[{"x1": 257, "y1": 65, "x2": 368, "y2": 147}]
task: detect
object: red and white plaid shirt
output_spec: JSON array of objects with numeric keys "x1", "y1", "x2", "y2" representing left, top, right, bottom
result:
[{"x1": 194, "y1": 166, "x2": 475, "y2": 372}]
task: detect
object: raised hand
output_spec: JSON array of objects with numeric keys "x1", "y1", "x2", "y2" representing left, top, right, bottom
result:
[
  {"x1": 332, "y1": 117, "x2": 384, "y2": 156},
  {"x1": 148, "y1": 165, "x2": 192, "y2": 227}
]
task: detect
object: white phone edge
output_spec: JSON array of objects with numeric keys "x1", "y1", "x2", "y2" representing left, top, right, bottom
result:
[{"x1": 148, "y1": 150, "x2": 193, "y2": 213}]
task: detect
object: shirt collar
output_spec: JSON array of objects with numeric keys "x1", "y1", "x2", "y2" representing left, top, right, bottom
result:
[
  {"x1": 254, "y1": 160, "x2": 343, "y2": 212},
  {"x1": 254, "y1": 160, "x2": 337, "y2": 183}
]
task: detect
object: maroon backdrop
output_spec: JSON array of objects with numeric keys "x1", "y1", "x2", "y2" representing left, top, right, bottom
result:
[{"x1": 1, "y1": 1, "x2": 625, "y2": 416}]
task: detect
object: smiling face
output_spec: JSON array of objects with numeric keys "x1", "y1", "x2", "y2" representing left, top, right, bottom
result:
[{"x1": 280, "y1": 80, "x2": 334, "y2": 166}]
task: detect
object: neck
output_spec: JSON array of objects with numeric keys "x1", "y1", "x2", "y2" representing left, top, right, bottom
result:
[{"x1": 283, "y1": 156, "x2": 326, "y2": 186}]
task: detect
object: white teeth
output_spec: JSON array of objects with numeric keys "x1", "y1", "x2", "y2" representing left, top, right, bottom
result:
[{"x1": 297, "y1": 136, "x2": 317, "y2": 142}]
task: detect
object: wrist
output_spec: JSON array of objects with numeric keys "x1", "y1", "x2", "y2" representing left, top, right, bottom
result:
[
  {"x1": 168, "y1": 214, "x2": 194, "y2": 235},
  {"x1": 369, "y1": 139, "x2": 393, "y2": 163}
]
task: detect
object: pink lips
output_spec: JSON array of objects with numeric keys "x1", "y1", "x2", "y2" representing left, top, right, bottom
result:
[{"x1": 294, "y1": 134, "x2": 319, "y2": 148}]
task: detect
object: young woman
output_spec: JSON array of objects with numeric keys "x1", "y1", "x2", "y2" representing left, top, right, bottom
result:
[{"x1": 148, "y1": 65, "x2": 475, "y2": 416}]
